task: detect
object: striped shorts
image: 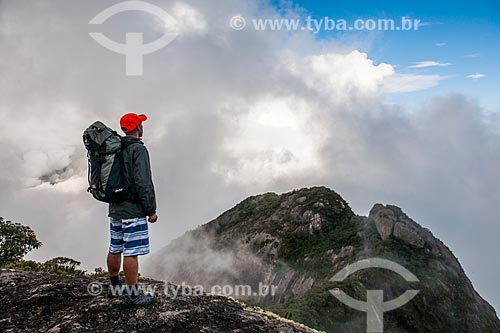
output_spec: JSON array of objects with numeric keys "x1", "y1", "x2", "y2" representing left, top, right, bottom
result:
[{"x1": 109, "y1": 217, "x2": 150, "y2": 257}]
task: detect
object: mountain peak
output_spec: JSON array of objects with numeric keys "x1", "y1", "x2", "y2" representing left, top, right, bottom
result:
[
  {"x1": 205, "y1": 186, "x2": 354, "y2": 241},
  {"x1": 145, "y1": 187, "x2": 500, "y2": 332}
]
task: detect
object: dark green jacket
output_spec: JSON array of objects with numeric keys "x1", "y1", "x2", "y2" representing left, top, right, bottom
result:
[{"x1": 108, "y1": 136, "x2": 156, "y2": 219}]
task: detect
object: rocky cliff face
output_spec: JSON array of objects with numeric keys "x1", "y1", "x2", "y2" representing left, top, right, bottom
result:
[
  {"x1": 144, "y1": 186, "x2": 500, "y2": 332},
  {"x1": 0, "y1": 269, "x2": 321, "y2": 333}
]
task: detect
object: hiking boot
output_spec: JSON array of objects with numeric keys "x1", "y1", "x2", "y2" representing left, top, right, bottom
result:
[{"x1": 125, "y1": 287, "x2": 155, "y2": 306}]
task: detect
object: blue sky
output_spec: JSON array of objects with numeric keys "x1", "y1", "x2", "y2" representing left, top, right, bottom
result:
[{"x1": 273, "y1": 0, "x2": 500, "y2": 111}]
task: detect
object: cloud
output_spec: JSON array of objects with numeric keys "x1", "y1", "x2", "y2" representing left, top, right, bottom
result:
[
  {"x1": 463, "y1": 53, "x2": 480, "y2": 58},
  {"x1": 409, "y1": 61, "x2": 451, "y2": 68},
  {"x1": 287, "y1": 51, "x2": 394, "y2": 101},
  {"x1": 382, "y1": 73, "x2": 442, "y2": 92},
  {"x1": 142, "y1": 231, "x2": 267, "y2": 291},
  {"x1": 467, "y1": 73, "x2": 486, "y2": 79},
  {"x1": 212, "y1": 95, "x2": 327, "y2": 186},
  {"x1": 435, "y1": 42, "x2": 446, "y2": 47},
  {"x1": 168, "y1": 2, "x2": 208, "y2": 35},
  {"x1": 287, "y1": 51, "x2": 442, "y2": 99},
  {"x1": 0, "y1": 0, "x2": 498, "y2": 313}
]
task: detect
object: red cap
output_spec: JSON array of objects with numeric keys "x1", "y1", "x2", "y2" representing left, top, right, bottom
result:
[{"x1": 120, "y1": 113, "x2": 147, "y2": 133}]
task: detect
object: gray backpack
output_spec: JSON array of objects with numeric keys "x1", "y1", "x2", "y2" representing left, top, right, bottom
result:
[{"x1": 83, "y1": 121, "x2": 137, "y2": 203}]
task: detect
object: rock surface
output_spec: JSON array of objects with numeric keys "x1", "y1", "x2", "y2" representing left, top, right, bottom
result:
[
  {"x1": 0, "y1": 269, "x2": 322, "y2": 333},
  {"x1": 370, "y1": 204, "x2": 426, "y2": 248}
]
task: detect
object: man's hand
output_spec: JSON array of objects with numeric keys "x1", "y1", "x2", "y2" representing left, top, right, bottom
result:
[{"x1": 148, "y1": 214, "x2": 158, "y2": 223}]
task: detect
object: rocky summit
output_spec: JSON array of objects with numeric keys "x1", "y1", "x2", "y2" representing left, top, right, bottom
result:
[
  {"x1": 0, "y1": 269, "x2": 322, "y2": 333},
  {"x1": 145, "y1": 186, "x2": 500, "y2": 333}
]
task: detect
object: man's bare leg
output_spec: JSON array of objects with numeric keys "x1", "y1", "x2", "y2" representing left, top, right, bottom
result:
[
  {"x1": 107, "y1": 252, "x2": 122, "y2": 277},
  {"x1": 123, "y1": 256, "x2": 139, "y2": 286}
]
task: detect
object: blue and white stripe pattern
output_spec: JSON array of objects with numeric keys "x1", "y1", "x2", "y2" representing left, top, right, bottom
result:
[{"x1": 109, "y1": 217, "x2": 150, "y2": 257}]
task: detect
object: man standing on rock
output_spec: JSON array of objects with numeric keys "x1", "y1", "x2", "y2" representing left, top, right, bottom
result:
[{"x1": 107, "y1": 113, "x2": 157, "y2": 306}]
